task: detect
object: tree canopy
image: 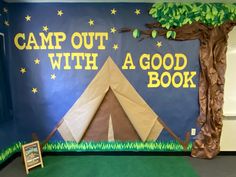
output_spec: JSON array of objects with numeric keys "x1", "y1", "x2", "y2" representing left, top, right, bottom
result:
[
  {"x1": 149, "y1": 3, "x2": 236, "y2": 29},
  {"x1": 130, "y1": 3, "x2": 236, "y2": 39}
]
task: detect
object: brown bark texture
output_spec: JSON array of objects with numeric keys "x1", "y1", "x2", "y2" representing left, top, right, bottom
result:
[{"x1": 191, "y1": 21, "x2": 236, "y2": 158}]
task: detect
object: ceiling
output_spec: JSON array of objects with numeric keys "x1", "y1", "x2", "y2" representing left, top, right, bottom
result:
[{"x1": 4, "y1": 0, "x2": 236, "y2": 3}]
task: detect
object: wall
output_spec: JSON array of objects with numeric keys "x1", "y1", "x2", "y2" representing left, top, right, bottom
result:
[
  {"x1": 0, "y1": 0, "x2": 235, "y2": 151},
  {"x1": 221, "y1": 27, "x2": 236, "y2": 151},
  {"x1": 0, "y1": 2, "x2": 201, "y2": 150},
  {"x1": 224, "y1": 27, "x2": 236, "y2": 116},
  {"x1": 221, "y1": 119, "x2": 236, "y2": 151}
]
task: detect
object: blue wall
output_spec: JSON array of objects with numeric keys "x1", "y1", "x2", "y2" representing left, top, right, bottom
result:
[{"x1": 0, "y1": 2, "x2": 200, "y2": 150}]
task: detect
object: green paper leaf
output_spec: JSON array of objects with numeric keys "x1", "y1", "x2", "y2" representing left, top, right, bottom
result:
[
  {"x1": 149, "y1": 8, "x2": 156, "y2": 15},
  {"x1": 192, "y1": 4, "x2": 198, "y2": 12},
  {"x1": 148, "y1": 3, "x2": 236, "y2": 29},
  {"x1": 151, "y1": 30, "x2": 158, "y2": 38},
  {"x1": 219, "y1": 10, "x2": 225, "y2": 20},
  {"x1": 183, "y1": 18, "x2": 189, "y2": 25},
  {"x1": 171, "y1": 31, "x2": 176, "y2": 39},
  {"x1": 206, "y1": 13, "x2": 212, "y2": 20},
  {"x1": 132, "y1": 29, "x2": 140, "y2": 39},
  {"x1": 166, "y1": 23, "x2": 170, "y2": 29},
  {"x1": 206, "y1": 5, "x2": 211, "y2": 13},
  {"x1": 163, "y1": 8, "x2": 169, "y2": 15},
  {"x1": 166, "y1": 31, "x2": 172, "y2": 39},
  {"x1": 153, "y1": 12, "x2": 158, "y2": 18},
  {"x1": 212, "y1": 6, "x2": 218, "y2": 15},
  {"x1": 195, "y1": 16, "x2": 200, "y2": 21}
]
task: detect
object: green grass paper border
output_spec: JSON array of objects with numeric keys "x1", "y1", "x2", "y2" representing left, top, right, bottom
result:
[
  {"x1": 43, "y1": 141, "x2": 192, "y2": 152},
  {"x1": 0, "y1": 141, "x2": 192, "y2": 165},
  {"x1": 0, "y1": 142, "x2": 23, "y2": 165}
]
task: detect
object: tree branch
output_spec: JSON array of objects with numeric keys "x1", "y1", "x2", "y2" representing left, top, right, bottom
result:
[{"x1": 120, "y1": 22, "x2": 206, "y2": 41}]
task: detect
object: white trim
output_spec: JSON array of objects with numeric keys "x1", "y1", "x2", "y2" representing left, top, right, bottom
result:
[
  {"x1": 0, "y1": 33, "x2": 6, "y2": 56},
  {"x1": 223, "y1": 113, "x2": 236, "y2": 117}
]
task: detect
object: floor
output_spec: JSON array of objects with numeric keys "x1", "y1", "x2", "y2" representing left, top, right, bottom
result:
[
  {"x1": 0, "y1": 155, "x2": 236, "y2": 177},
  {"x1": 188, "y1": 156, "x2": 236, "y2": 177}
]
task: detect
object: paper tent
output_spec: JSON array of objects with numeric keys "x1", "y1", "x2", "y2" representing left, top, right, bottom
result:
[{"x1": 58, "y1": 57, "x2": 163, "y2": 142}]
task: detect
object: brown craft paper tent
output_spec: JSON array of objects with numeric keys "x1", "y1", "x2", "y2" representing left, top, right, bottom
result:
[
  {"x1": 58, "y1": 57, "x2": 163, "y2": 142},
  {"x1": 82, "y1": 88, "x2": 141, "y2": 141}
]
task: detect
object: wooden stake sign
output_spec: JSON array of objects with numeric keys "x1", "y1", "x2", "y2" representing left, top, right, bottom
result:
[{"x1": 22, "y1": 141, "x2": 44, "y2": 174}]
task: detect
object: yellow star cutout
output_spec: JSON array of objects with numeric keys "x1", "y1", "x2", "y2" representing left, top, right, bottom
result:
[
  {"x1": 32, "y1": 88, "x2": 38, "y2": 94},
  {"x1": 51, "y1": 74, "x2": 56, "y2": 80},
  {"x1": 3, "y1": 8, "x2": 8, "y2": 13},
  {"x1": 57, "y1": 10, "x2": 64, "y2": 16},
  {"x1": 113, "y1": 43, "x2": 119, "y2": 50},
  {"x1": 34, "y1": 58, "x2": 40, "y2": 64},
  {"x1": 135, "y1": 9, "x2": 141, "y2": 15},
  {"x1": 111, "y1": 8, "x2": 117, "y2": 15},
  {"x1": 156, "y1": 41, "x2": 162, "y2": 48},
  {"x1": 42, "y1": 25, "x2": 49, "y2": 32},
  {"x1": 25, "y1": 15, "x2": 31, "y2": 22},
  {"x1": 20, "y1": 68, "x2": 26, "y2": 74},
  {"x1": 4, "y1": 20, "x2": 9, "y2": 26},
  {"x1": 88, "y1": 19, "x2": 94, "y2": 26},
  {"x1": 110, "y1": 27, "x2": 117, "y2": 34}
]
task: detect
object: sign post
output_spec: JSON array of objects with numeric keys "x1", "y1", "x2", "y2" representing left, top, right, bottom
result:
[{"x1": 22, "y1": 141, "x2": 44, "y2": 174}]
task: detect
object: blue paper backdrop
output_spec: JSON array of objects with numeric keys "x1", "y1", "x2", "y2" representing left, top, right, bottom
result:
[{"x1": 0, "y1": 3, "x2": 200, "y2": 150}]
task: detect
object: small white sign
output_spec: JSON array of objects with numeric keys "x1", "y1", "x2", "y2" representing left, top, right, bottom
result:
[{"x1": 191, "y1": 128, "x2": 196, "y2": 136}]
